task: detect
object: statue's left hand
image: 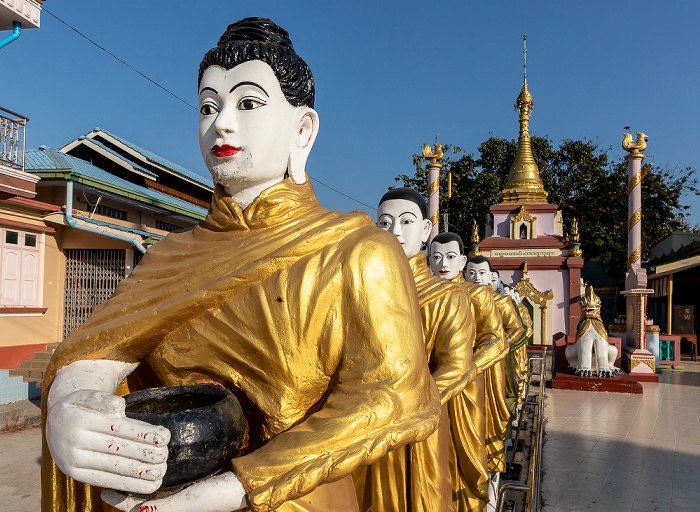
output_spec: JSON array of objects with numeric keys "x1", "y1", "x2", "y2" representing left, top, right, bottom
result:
[{"x1": 101, "y1": 471, "x2": 247, "y2": 512}]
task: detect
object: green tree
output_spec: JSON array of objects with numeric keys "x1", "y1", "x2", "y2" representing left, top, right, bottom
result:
[{"x1": 394, "y1": 136, "x2": 699, "y2": 272}]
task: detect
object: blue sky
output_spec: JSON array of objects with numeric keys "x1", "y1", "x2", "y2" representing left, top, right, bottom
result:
[{"x1": 4, "y1": 0, "x2": 700, "y2": 230}]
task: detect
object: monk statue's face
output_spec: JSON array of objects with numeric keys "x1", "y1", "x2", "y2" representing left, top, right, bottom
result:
[
  {"x1": 491, "y1": 270, "x2": 502, "y2": 292},
  {"x1": 376, "y1": 199, "x2": 431, "y2": 257},
  {"x1": 466, "y1": 261, "x2": 491, "y2": 285},
  {"x1": 429, "y1": 241, "x2": 466, "y2": 280},
  {"x1": 198, "y1": 60, "x2": 318, "y2": 207}
]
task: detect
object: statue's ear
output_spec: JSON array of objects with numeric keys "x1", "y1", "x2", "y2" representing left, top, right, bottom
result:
[
  {"x1": 459, "y1": 254, "x2": 467, "y2": 271},
  {"x1": 288, "y1": 108, "x2": 319, "y2": 184},
  {"x1": 421, "y1": 218, "x2": 432, "y2": 243}
]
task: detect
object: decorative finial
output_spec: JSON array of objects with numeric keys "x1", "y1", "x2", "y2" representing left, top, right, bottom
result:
[
  {"x1": 470, "y1": 219, "x2": 480, "y2": 245},
  {"x1": 622, "y1": 130, "x2": 648, "y2": 158},
  {"x1": 523, "y1": 34, "x2": 527, "y2": 82},
  {"x1": 468, "y1": 219, "x2": 482, "y2": 258},
  {"x1": 422, "y1": 143, "x2": 444, "y2": 169},
  {"x1": 569, "y1": 217, "x2": 582, "y2": 257}
]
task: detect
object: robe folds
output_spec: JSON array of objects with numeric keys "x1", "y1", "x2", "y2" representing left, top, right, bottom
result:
[
  {"x1": 488, "y1": 294, "x2": 526, "y2": 471},
  {"x1": 449, "y1": 275, "x2": 504, "y2": 512},
  {"x1": 355, "y1": 253, "x2": 475, "y2": 512},
  {"x1": 516, "y1": 304, "x2": 534, "y2": 398},
  {"x1": 41, "y1": 177, "x2": 442, "y2": 512}
]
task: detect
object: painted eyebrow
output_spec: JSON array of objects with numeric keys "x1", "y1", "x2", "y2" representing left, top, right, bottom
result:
[
  {"x1": 199, "y1": 86, "x2": 218, "y2": 95},
  {"x1": 399, "y1": 212, "x2": 418, "y2": 218},
  {"x1": 230, "y1": 81, "x2": 269, "y2": 96}
]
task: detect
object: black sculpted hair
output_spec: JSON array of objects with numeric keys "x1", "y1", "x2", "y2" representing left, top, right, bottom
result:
[
  {"x1": 378, "y1": 188, "x2": 428, "y2": 220},
  {"x1": 199, "y1": 17, "x2": 315, "y2": 108},
  {"x1": 468, "y1": 254, "x2": 492, "y2": 271},
  {"x1": 431, "y1": 232, "x2": 464, "y2": 256}
]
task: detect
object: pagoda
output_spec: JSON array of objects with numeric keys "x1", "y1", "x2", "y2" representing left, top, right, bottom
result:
[{"x1": 478, "y1": 36, "x2": 586, "y2": 371}]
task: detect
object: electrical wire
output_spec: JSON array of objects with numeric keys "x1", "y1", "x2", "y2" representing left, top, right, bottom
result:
[
  {"x1": 42, "y1": 7, "x2": 374, "y2": 211},
  {"x1": 42, "y1": 8, "x2": 198, "y2": 111}
]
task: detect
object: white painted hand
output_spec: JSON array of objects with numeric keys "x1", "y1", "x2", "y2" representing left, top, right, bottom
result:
[
  {"x1": 46, "y1": 360, "x2": 170, "y2": 495},
  {"x1": 101, "y1": 472, "x2": 248, "y2": 512}
]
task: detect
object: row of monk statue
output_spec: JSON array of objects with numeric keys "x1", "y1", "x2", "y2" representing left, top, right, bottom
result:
[{"x1": 41, "y1": 17, "x2": 532, "y2": 512}]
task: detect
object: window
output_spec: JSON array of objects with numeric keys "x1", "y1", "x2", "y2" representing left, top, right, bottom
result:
[
  {"x1": 91, "y1": 204, "x2": 127, "y2": 221},
  {"x1": 1, "y1": 228, "x2": 42, "y2": 307},
  {"x1": 156, "y1": 220, "x2": 183, "y2": 232}
]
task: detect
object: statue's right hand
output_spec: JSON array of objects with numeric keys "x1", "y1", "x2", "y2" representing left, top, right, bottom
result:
[{"x1": 46, "y1": 389, "x2": 171, "y2": 495}]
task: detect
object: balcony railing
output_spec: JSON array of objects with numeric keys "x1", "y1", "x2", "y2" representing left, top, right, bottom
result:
[{"x1": 0, "y1": 106, "x2": 28, "y2": 171}]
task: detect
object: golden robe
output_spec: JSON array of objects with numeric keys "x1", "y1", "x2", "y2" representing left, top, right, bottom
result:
[
  {"x1": 355, "y1": 254, "x2": 475, "y2": 512},
  {"x1": 449, "y1": 275, "x2": 504, "y2": 512},
  {"x1": 41, "y1": 178, "x2": 442, "y2": 512},
  {"x1": 488, "y1": 293, "x2": 526, "y2": 471},
  {"x1": 515, "y1": 304, "x2": 533, "y2": 399}
]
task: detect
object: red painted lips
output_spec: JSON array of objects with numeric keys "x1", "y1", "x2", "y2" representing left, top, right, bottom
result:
[{"x1": 212, "y1": 144, "x2": 241, "y2": 157}]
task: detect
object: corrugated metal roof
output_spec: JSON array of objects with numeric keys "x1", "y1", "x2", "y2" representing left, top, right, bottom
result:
[
  {"x1": 76, "y1": 137, "x2": 159, "y2": 179},
  {"x1": 70, "y1": 214, "x2": 164, "y2": 239},
  {"x1": 25, "y1": 147, "x2": 209, "y2": 218},
  {"x1": 92, "y1": 128, "x2": 213, "y2": 189}
]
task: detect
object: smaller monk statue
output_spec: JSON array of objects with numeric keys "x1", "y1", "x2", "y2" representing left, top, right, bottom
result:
[
  {"x1": 354, "y1": 190, "x2": 476, "y2": 512},
  {"x1": 465, "y1": 256, "x2": 524, "y2": 509},
  {"x1": 430, "y1": 233, "x2": 504, "y2": 512}
]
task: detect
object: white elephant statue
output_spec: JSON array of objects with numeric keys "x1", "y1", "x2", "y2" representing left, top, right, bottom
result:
[{"x1": 565, "y1": 286, "x2": 622, "y2": 378}]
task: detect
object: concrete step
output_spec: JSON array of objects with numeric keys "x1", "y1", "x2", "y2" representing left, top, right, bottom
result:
[
  {"x1": 32, "y1": 350, "x2": 55, "y2": 361},
  {"x1": 19, "y1": 360, "x2": 47, "y2": 369},
  {"x1": 9, "y1": 368, "x2": 45, "y2": 380}
]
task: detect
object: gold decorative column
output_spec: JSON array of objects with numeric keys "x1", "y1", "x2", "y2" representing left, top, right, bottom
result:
[
  {"x1": 422, "y1": 143, "x2": 444, "y2": 245},
  {"x1": 500, "y1": 35, "x2": 548, "y2": 205},
  {"x1": 620, "y1": 130, "x2": 656, "y2": 377}
]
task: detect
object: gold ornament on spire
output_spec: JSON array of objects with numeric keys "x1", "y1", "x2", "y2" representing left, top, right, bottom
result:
[{"x1": 500, "y1": 34, "x2": 549, "y2": 205}]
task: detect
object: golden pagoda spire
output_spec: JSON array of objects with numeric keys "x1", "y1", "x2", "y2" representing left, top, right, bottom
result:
[{"x1": 500, "y1": 34, "x2": 549, "y2": 205}]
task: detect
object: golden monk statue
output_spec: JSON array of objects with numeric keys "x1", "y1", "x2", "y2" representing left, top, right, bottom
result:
[
  {"x1": 504, "y1": 286, "x2": 533, "y2": 403},
  {"x1": 354, "y1": 189, "x2": 476, "y2": 512},
  {"x1": 430, "y1": 233, "x2": 510, "y2": 512},
  {"x1": 466, "y1": 256, "x2": 525, "y2": 507},
  {"x1": 41, "y1": 18, "x2": 441, "y2": 512}
]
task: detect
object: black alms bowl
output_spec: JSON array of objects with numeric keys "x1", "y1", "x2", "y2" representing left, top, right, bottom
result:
[{"x1": 124, "y1": 383, "x2": 245, "y2": 489}]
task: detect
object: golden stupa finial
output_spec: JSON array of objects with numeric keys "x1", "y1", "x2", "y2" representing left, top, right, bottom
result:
[{"x1": 500, "y1": 34, "x2": 549, "y2": 205}]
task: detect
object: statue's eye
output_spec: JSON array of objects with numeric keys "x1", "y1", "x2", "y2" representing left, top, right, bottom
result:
[
  {"x1": 200, "y1": 104, "x2": 217, "y2": 116},
  {"x1": 239, "y1": 98, "x2": 264, "y2": 110}
]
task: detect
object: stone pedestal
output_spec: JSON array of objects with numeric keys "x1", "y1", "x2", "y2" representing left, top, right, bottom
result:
[{"x1": 620, "y1": 288, "x2": 657, "y2": 380}]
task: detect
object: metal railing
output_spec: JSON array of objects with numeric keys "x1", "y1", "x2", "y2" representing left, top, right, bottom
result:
[
  {"x1": 496, "y1": 346, "x2": 547, "y2": 512},
  {"x1": 0, "y1": 106, "x2": 28, "y2": 171}
]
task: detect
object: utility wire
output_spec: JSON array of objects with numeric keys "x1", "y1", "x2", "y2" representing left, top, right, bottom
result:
[
  {"x1": 42, "y1": 7, "x2": 374, "y2": 211},
  {"x1": 43, "y1": 8, "x2": 198, "y2": 111},
  {"x1": 309, "y1": 177, "x2": 374, "y2": 210}
]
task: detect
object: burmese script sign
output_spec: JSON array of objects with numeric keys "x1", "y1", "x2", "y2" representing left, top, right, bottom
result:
[{"x1": 490, "y1": 249, "x2": 560, "y2": 258}]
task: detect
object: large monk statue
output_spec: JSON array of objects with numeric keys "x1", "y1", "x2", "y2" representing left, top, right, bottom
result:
[
  {"x1": 41, "y1": 18, "x2": 442, "y2": 512},
  {"x1": 354, "y1": 189, "x2": 476, "y2": 512},
  {"x1": 430, "y1": 233, "x2": 504, "y2": 512}
]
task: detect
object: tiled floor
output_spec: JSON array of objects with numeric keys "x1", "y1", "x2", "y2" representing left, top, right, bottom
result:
[{"x1": 541, "y1": 359, "x2": 700, "y2": 512}]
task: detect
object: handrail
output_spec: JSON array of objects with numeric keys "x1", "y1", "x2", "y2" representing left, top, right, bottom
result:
[{"x1": 496, "y1": 345, "x2": 547, "y2": 512}]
